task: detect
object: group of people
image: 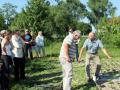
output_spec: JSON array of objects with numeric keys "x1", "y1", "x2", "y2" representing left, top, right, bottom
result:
[
  {"x1": 0, "y1": 27, "x2": 112, "y2": 90},
  {"x1": 0, "y1": 29, "x2": 45, "y2": 90},
  {"x1": 59, "y1": 28, "x2": 112, "y2": 90}
]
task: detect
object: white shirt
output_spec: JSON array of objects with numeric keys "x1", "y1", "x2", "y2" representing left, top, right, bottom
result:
[
  {"x1": 36, "y1": 35, "x2": 44, "y2": 46},
  {"x1": 11, "y1": 35, "x2": 24, "y2": 58},
  {"x1": 1, "y1": 39, "x2": 12, "y2": 56}
]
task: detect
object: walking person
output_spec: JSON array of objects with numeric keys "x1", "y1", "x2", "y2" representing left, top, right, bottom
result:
[
  {"x1": 78, "y1": 32, "x2": 112, "y2": 82},
  {"x1": 59, "y1": 30, "x2": 81, "y2": 90},
  {"x1": 35, "y1": 31, "x2": 45, "y2": 57},
  {"x1": 1, "y1": 31, "x2": 12, "y2": 90},
  {"x1": 22, "y1": 29, "x2": 33, "y2": 60},
  {"x1": 11, "y1": 30, "x2": 26, "y2": 81}
]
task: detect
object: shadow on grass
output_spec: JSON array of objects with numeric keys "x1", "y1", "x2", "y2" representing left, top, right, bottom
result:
[
  {"x1": 15, "y1": 71, "x2": 62, "y2": 90},
  {"x1": 97, "y1": 70, "x2": 120, "y2": 85},
  {"x1": 26, "y1": 58, "x2": 59, "y2": 73},
  {"x1": 73, "y1": 82, "x2": 96, "y2": 90},
  {"x1": 45, "y1": 53, "x2": 59, "y2": 57},
  {"x1": 27, "y1": 71, "x2": 62, "y2": 81},
  {"x1": 11, "y1": 56, "x2": 62, "y2": 90}
]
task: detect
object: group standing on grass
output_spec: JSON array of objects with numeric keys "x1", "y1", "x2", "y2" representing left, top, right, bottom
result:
[
  {"x1": 0, "y1": 29, "x2": 45, "y2": 90},
  {"x1": 0, "y1": 27, "x2": 112, "y2": 90},
  {"x1": 59, "y1": 27, "x2": 112, "y2": 90}
]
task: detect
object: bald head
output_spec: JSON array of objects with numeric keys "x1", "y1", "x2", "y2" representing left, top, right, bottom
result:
[{"x1": 88, "y1": 32, "x2": 96, "y2": 40}]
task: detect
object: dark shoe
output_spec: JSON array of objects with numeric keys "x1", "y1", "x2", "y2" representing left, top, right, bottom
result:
[
  {"x1": 14, "y1": 78, "x2": 19, "y2": 82},
  {"x1": 20, "y1": 76, "x2": 26, "y2": 80},
  {"x1": 87, "y1": 78, "x2": 93, "y2": 83},
  {"x1": 96, "y1": 75, "x2": 101, "y2": 80}
]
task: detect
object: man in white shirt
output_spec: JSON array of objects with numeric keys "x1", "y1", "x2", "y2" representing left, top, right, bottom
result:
[{"x1": 11, "y1": 30, "x2": 26, "y2": 81}]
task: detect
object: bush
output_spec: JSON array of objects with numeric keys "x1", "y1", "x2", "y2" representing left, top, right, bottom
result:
[{"x1": 98, "y1": 32, "x2": 120, "y2": 47}]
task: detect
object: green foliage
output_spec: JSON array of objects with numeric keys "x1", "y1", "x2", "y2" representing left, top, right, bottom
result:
[
  {"x1": 0, "y1": 15, "x2": 5, "y2": 30},
  {"x1": 97, "y1": 16, "x2": 120, "y2": 47},
  {"x1": 77, "y1": 22, "x2": 91, "y2": 35},
  {"x1": 1, "y1": 3, "x2": 17, "y2": 28},
  {"x1": 10, "y1": 0, "x2": 87, "y2": 39},
  {"x1": 10, "y1": 11, "x2": 29, "y2": 30},
  {"x1": 98, "y1": 31, "x2": 120, "y2": 47},
  {"x1": 87, "y1": 0, "x2": 116, "y2": 25}
]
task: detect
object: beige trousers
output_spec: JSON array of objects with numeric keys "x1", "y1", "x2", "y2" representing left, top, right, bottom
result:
[
  {"x1": 85, "y1": 53, "x2": 101, "y2": 78},
  {"x1": 60, "y1": 58, "x2": 73, "y2": 90}
]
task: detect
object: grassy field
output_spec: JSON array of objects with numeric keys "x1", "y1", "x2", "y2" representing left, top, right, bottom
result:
[{"x1": 10, "y1": 41, "x2": 120, "y2": 90}]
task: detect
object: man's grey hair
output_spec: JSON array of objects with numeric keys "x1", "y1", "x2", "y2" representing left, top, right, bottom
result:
[{"x1": 73, "y1": 30, "x2": 81, "y2": 36}]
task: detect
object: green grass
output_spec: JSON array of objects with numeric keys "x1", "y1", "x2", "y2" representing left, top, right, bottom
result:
[{"x1": 10, "y1": 41, "x2": 120, "y2": 90}]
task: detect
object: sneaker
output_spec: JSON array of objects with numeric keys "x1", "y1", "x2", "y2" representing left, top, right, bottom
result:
[
  {"x1": 87, "y1": 78, "x2": 93, "y2": 83},
  {"x1": 92, "y1": 75, "x2": 96, "y2": 82},
  {"x1": 96, "y1": 75, "x2": 101, "y2": 80}
]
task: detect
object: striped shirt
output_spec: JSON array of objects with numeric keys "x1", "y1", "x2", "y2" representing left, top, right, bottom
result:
[{"x1": 59, "y1": 34, "x2": 76, "y2": 60}]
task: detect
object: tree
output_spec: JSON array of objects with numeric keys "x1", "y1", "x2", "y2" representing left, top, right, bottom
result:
[
  {"x1": 10, "y1": 9, "x2": 29, "y2": 30},
  {"x1": 87, "y1": 0, "x2": 116, "y2": 25},
  {"x1": 77, "y1": 22, "x2": 91, "y2": 35},
  {"x1": 0, "y1": 15, "x2": 5, "y2": 30},
  {"x1": 25, "y1": 0, "x2": 50, "y2": 32},
  {"x1": 1, "y1": 3, "x2": 17, "y2": 28},
  {"x1": 49, "y1": 0, "x2": 87, "y2": 36},
  {"x1": 10, "y1": 0, "x2": 88, "y2": 39}
]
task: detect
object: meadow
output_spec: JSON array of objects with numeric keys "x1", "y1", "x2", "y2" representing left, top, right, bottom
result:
[{"x1": 10, "y1": 39, "x2": 120, "y2": 90}]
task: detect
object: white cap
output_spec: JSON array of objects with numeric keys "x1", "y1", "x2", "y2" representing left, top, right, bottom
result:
[{"x1": 0, "y1": 30, "x2": 7, "y2": 34}]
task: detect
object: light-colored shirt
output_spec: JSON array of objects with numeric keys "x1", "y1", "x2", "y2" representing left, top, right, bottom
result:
[
  {"x1": 83, "y1": 38, "x2": 103, "y2": 54},
  {"x1": 36, "y1": 35, "x2": 44, "y2": 46},
  {"x1": 11, "y1": 35, "x2": 24, "y2": 58},
  {"x1": 1, "y1": 39, "x2": 12, "y2": 56},
  {"x1": 59, "y1": 34, "x2": 76, "y2": 60}
]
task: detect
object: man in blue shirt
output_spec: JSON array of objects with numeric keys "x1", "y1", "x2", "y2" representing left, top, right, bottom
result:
[
  {"x1": 23, "y1": 29, "x2": 33, "y2": 60},
  {"x1": 78, "y1": 32, "x2": 111, "y2": 82}
]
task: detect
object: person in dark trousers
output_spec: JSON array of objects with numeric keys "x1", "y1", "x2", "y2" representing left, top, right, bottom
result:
[
  {"x1": 22, "y1": 29, "x2": 33, "y2": 60},
  {"x1": 1, "y1": 31, "x2": 12, "y2": 90},
  {"x1": 11, "y1": 30, "x2": 26, "y2": 81}
]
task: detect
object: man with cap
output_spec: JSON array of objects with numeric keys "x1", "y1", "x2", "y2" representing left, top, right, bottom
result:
[
  {"x1": 78, "y1": 32, "x2": 112, "y2": 82},
  {"x1": 59, "y1": 30, "x2": 81, "y2": 90}
]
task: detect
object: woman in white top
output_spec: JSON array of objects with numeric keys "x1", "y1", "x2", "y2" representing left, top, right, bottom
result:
[
  {"x1": 11, "y1": 30, "x2": 26, "y2": 81},
  {"x1": 35, "y1": 31, "x2": 45, "y2": 57},
  {"x1": 1, "y1": 31, "x2": 12, "y2": 90}
]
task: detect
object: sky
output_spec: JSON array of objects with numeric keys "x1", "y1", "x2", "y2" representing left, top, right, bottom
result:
[{"x1": 0, "y1": 0, "x2": 120, "y2": 16}]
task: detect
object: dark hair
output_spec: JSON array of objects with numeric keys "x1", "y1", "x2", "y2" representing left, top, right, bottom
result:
[{"x1": 69, "y1": 26, "x2": 76, "y2": 32}]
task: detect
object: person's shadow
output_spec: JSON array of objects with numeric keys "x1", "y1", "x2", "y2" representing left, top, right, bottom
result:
[
  {"x1": 97, "y1": 70, "x2": 120, "y2": 86},
  {"x1": 73, "y1": 70, "x2": 120, "y2": 90},
  {"x1": 73, "y1": 82, "x2": 96, "y2": 90}
]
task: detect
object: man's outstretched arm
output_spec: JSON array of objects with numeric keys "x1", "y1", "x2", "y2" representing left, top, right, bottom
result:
[
  {"x1": 78, "y1": 47, "x2": 85, "y2": 63},
  {"x1": 101, "y1": 48, "x2": 112, "y2": 59}
]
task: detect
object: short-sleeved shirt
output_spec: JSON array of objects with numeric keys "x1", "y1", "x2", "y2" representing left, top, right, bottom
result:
[
  {"x1": 59, "y1": 34, "x2": 76, "y2": 60},
  {"x1": 83, "y1": 38, "x2": 103, "y2": 54}
]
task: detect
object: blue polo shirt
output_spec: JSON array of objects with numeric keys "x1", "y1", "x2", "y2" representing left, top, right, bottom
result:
[{"x1": 83, "y1": 39, "x2": 103, "y2": 54}]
